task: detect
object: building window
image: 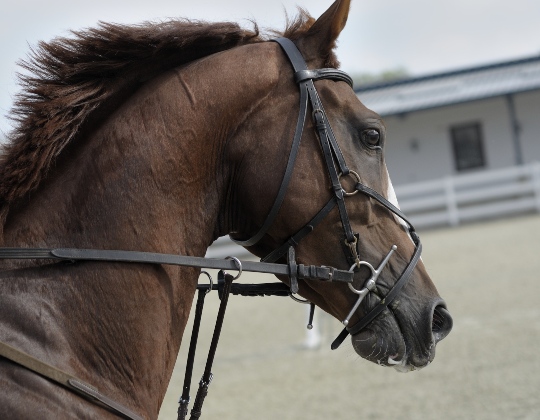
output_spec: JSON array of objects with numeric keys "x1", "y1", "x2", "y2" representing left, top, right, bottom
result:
[{"x1": 450, "y1": 122, "x2": 486, "y2": 171}]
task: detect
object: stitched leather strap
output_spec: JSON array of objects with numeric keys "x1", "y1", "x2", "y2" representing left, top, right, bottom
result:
[
  {"x1": 231, "y1": 37, "x2": 355, "y2": 249},
  {"x1": 0, "y1": 341, "x2": 143, "y2": 420},
  {"x1": 230, "y1": 76, "x2": 309, "y2": 247},
  {"x1": 295, "y1": 69, "x2": 353, "y2": 87},
  {"x1": 272, "y1": 37, "x2": 357, "y2": 251}
]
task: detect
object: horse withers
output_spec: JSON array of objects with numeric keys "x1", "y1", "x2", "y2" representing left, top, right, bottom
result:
[{"x1": 0, "y1": 0, "x2": 452, "y2": 418}]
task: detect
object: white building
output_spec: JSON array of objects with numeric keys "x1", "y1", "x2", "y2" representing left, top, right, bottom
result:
[{"x1": 356, "y1": 55, "x2": 540, "y2": 186}]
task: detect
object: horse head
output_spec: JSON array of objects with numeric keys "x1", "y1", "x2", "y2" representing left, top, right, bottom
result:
[
  {"x1": 0, "y1": 1, "x2": 452, "y2": 417},
  {"x1": 225, "y1": 0, "x2": 452, "y2": 370}
]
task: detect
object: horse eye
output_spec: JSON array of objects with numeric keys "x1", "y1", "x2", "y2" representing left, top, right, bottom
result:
[{"x1": 361, "y1": 129, "x2": 381, "y2": 147}]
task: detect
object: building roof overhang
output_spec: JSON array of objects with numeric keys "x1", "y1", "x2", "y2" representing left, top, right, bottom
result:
[{"x1": 355, "y1": 55, "x2": 540, "y2": 116}]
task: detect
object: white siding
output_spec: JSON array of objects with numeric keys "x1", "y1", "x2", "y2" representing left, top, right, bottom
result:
[{"x1": 373, "y1": 91, "x2": 540, "y2": 186}]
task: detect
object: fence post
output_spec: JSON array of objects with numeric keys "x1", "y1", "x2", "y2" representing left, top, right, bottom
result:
[
  {"x1": 444, "y1": 176, "x2": 459, "y2": 226},
  {"x1": 532, "y1": 162, "x2": 540, "y2": 213}
]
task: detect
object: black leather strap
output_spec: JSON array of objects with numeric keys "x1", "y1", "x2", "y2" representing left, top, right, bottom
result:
[
  {"x1": 232, "y1": 37, "x2": 356, "y2": 251},
  {"x1": 308, "y1": 85, "x2": 350, "y2": 176},
  {"x1": 311, "y1": 104, "x2": 356, "y2": 244},
  {"x1": 262, "y1": 197, "x2": 336, "y2": 263},
  {"x1": 189, "y1": 271, "x2": 233, "y2": 419},
  {"x1": 272, "y1": 37, "x2": 357, "y2": 249},
  {"x1": 354, "y1": 183, "x2": 416, "y2": 229},
  {"x1": 295, "y1": 69, "x2": 353, "y2": 87},
  {"x1": 178, "y1": 288, "x2": 207, "y2": 420},
  {"x1": 272, "y1": 38, "x2": 308, "y2": 72},
  {"x1": 199, "y1": 282, "x2": 290, "y2": 297},
  {"x1": 230, "y1": 75, "x2": 309, "y2": 247}
]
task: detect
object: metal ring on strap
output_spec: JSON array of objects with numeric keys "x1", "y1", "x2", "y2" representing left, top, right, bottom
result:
[
  {"x1": 339, "y1": 170, "x2": 361, "y2": 196},
  {"x1": 199, "y1": 271, "x2": 213, "y2": 294},
  {"x1": 225, "y1": 256, "x2": 242, "y2": 280}
]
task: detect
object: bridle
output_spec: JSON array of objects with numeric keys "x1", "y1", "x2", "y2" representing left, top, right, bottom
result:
[
  {"x1": 232, "y1": 38, "x2": 423, "y2": 349},
  {"x1": 0, "y1": 38, "x2": 422, "y2": 419}
]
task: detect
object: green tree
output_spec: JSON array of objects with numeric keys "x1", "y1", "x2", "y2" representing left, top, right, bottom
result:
[{"x1": 350, "y1": 67, "x2": 409, "y2": 87}]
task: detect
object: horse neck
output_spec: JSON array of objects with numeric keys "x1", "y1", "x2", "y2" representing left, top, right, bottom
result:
[
  {"x1": 0, "y1": 54, "x2": 261, "y2": 415},
  {"x1": 3, "y1": 87, "x2": 223, "y2": 255}
]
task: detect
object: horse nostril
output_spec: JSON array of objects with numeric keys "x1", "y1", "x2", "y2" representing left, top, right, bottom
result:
[{"x1": 432, "y1": 305, "x2": 453, "y2": 343}]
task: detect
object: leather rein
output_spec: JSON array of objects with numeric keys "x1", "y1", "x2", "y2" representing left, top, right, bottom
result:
[{"x1": 0, "y1": 38, "x2": 422, "y2": 419}]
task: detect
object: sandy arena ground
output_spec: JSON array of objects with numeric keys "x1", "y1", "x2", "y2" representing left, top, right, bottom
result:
[{"x1": 158, "y1": 214, "x2": 540, "y2": 420}]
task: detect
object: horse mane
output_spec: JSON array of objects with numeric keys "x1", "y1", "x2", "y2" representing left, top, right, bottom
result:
[{"x1": 0, "y1": 10, "x2": 322, "y2": 209}]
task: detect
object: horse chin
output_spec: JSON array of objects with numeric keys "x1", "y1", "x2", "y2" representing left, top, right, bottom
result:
[{"x1": 350, "y1": 314, "x2": 433, "y2": 373}]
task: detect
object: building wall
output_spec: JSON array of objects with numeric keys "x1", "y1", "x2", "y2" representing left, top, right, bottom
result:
[
  {"x1": 516, "y1": 89, "x2": 540, "y2": 162},
  {"x1": 376, "y1": 91, "x2": 539, "y2": 186}
]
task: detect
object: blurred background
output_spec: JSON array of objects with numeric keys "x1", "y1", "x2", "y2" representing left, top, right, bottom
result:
[{"x1": 2, "y1": 1, "x2": 539, "y2": 419}]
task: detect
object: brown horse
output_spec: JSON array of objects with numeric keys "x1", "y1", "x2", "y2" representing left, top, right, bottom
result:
[{"x1": 0, "y1": 0, "x2": 452, "y2": 418}]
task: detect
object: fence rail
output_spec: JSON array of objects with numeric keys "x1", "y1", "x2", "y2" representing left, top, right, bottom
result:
[
  {"x1": 395, "y1": 161, "x2": 540, "y2": 229},
  {"x1": 206, "y1": 162, "x2": 540, "y2": 258}
]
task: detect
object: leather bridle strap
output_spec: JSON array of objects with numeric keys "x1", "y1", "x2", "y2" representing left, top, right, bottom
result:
[
  {"x1": 230, "y1": 51, "x2": 310, "y2": 248},
  {"x1": 272, "y1": 37, "x2": 358, "y2": 250},
  {"x1": 0, "y1": 248, "x2": 353, "y2": 284},
  {"x1": 261, "y1": 197, "x2": 337, "y2": 263},
  {"x1": 231, "y1": 37, "x2": 358, "y2": 253},
  {"x1": 256, "y1": 37, "x2": 423, "y2": 349},
  {"x1": 0, "y1": 341, "x2": 143, "y2": 420}
]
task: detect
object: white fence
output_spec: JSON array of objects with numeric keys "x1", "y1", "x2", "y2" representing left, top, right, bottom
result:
[
  {"x1": 207, "y1": 162, "x2": 540, "y2": 258},
  {"x1": 395, "y1": 161, "x2": 540, "y2": 229}
]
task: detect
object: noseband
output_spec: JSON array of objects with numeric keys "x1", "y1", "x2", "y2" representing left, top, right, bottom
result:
[{"x1": 232, "y1": 38, "x2": 423, "y2": 349}]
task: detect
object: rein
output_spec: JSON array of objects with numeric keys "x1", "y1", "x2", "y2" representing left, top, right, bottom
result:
[
  {"x1": 0, "y1": 246, "x2": 350, "y2": 419},
  {"x1": 0, "y1": 37, "x2": 422, "y2": 419}
]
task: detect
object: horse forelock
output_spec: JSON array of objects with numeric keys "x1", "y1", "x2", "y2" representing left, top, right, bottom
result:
[{"x1": 0, "y1": 10, "x2": 322, "y2": 211}]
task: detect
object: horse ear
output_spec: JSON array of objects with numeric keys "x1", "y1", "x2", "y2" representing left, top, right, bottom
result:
[{"x1": 301, "y1": 0, "x2": 351, "y2": 65}]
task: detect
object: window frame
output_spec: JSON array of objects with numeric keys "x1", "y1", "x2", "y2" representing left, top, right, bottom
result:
[{"x1": 449, "y1": 122, "x2": 487, "y2": 172}]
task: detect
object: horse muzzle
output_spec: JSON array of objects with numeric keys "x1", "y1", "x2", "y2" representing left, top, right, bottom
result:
[{"x1": 350, "y1": 298, "x2": 453, "y2": 371}]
